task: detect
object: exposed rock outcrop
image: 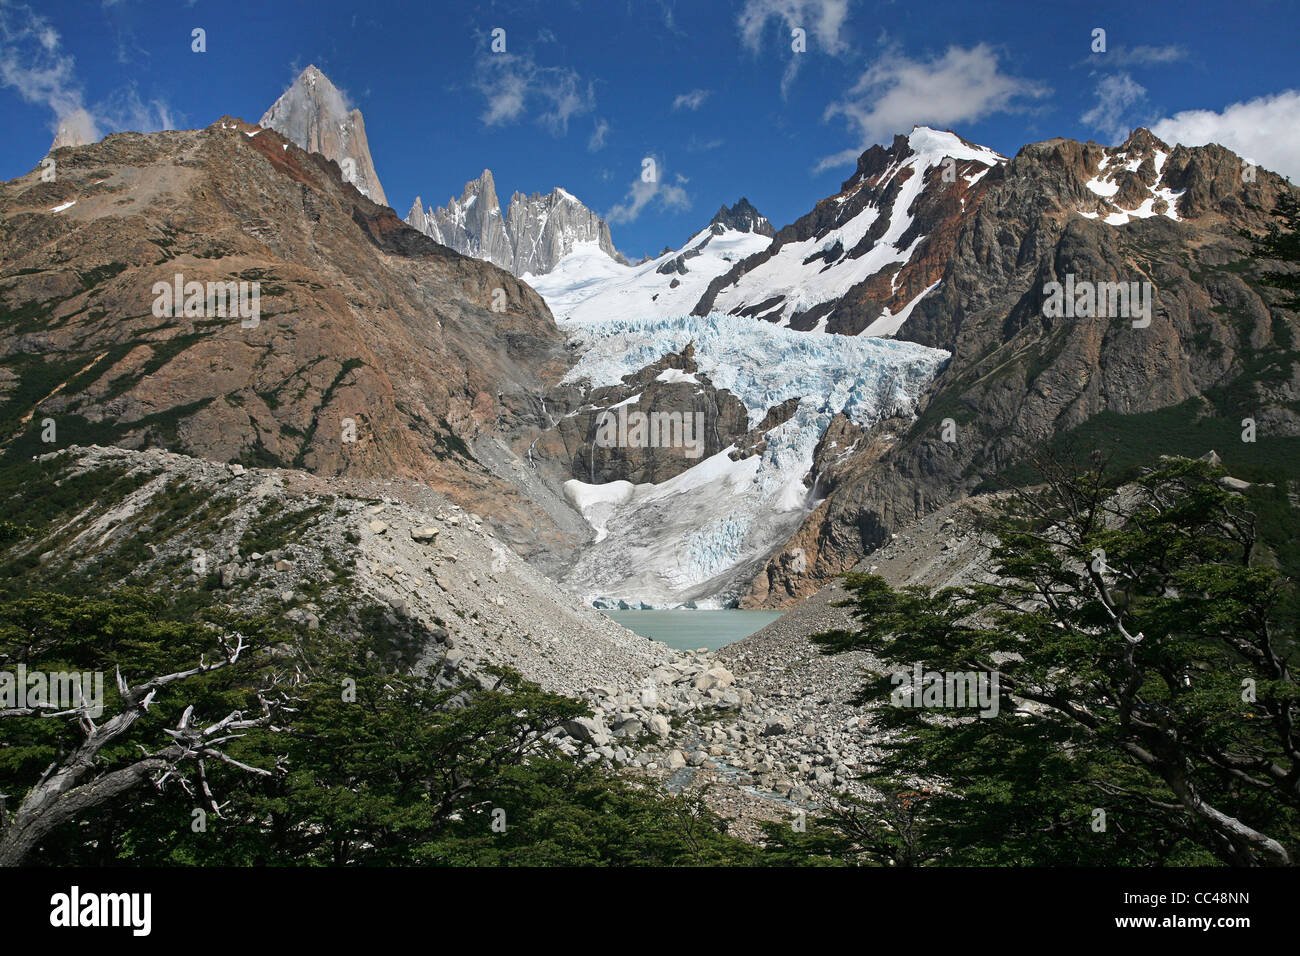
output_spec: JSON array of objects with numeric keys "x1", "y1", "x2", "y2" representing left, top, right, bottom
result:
[
  {"x1": 406, "y1": 174, "x2": 624, "y2": 277},
  {"x1": 0, "y1": 117, "x2": 572, "y2": 560}
]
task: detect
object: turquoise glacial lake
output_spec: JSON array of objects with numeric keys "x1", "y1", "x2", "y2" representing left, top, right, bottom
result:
[{"x1": 600, "y1": 609, "x2": 783, "y2": 651}]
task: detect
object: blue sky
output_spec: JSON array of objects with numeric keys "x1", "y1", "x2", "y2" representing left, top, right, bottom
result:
[{"x1": 1, "y1": 0, "x2": 1297, "y2": 259}]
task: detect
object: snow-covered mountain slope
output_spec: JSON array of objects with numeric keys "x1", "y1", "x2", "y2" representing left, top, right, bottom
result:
[
  {"x1": 554, "y1": 313, "x2": 949, "y2": 607},
  {"x1": 405, "y1": 172, "x2": 623, "y2": 277},
  {"x1": 694, "y1": 127, "x2": 1005, "y2": 336},
  {"x1": 522, "y1": 240, "x2": 636, "y2": 315},
  {"x1": 525, "y1": 199, "x2": 776, "y2": 322},
  {"x1": 526, "y1": 129, "x2": 1005, "y2": 341},
  {"x1": 260, "y1": 65, "x2": 388, "y2": 206}
]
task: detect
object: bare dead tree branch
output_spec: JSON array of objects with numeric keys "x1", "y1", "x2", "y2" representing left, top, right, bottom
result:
[{"x1": 0, "y1": 630, "x2": 284, "y2": 866}]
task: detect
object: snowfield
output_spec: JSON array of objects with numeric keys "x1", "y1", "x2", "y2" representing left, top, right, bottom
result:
[
  {"x1": 524, "y1": 225, "x2": 773, "y2": 324},
  {"x1": 558, "y1": 313, "x2": 949, "y2": 608}
]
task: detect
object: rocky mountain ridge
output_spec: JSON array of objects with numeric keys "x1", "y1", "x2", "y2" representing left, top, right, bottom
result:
[
  {"x1": 405, "y1": 170, "x2": 624, "y2": 277},
  {"x1": 0, "y1": 115, "x2": 578, "y2": 563},
  {"x1": 691, "y1": 127, "x2": 1006, "y2": 334},
  {"x1": 741, "y1": 127, "x2": 1300, "y2": 605}
]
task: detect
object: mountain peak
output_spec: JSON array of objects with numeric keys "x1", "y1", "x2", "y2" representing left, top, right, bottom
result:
[
  {"x1": 711, "y1": 197, "x2": 775, "y2": 236},
  {"x1": 843, "y1": 127, "x2": 1004, "y2": 194},
  {"x1": 260, "y1": 66, "x2": 388, "y2": 207},
  {"x1": 1117, "y1": 127, "x2": 1170, "y2": 155},
  {"x1": 461, "y1": 169, "x2": 500, "y2": 202},
  {"x1": 905, "y1": 126, "x2": 1006, "y2": 164},
  {"x1": 407, "y1": 173, "x2": 624, "y2": 276}
]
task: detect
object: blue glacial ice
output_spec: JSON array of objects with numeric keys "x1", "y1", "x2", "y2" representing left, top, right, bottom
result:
[{"x1": 558, "y1": 313, "x2": 950, "y2": 608}]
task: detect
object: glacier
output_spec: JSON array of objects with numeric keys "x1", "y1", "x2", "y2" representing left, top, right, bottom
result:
[
  {"x1": 557, "y1": 313, "x2": 949, "y2": 608},
  {"x1": 528, "y1": 128, "x2": 1005, "y2": 338}
]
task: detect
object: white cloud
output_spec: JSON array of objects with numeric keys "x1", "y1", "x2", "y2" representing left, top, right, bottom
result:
[
  {"x1": 0, "y1": 1, "x2": 98, "y2": 140},
  {"x1": 99, "y1": 85, "x2": 175, "y2": 133},
  {"x1": 817, "y1": 43, "x2": 1049, "y2": 171},
  {"x1": 606, "y1": 155, "x2": 690, "y2": 225},
  {"x1": 479, "y1": 67, "x2": 527, "y2": 125},
  {"x1": 739, "y1": 0, "x2": 851, "y2": 98},
  {"x1": 778, "y1": 57, "x2": 799, "y2": 100},
  {"x1": 687, "y1": 135, "x2": 724, "y2": 152},
  {"x1": 473, "y1": 52, "x2": 594, "y2": 136},
  {"x1": 1081, "y1": 72, "x2": 1148, "y2": 144},
  {"x1": 0, "y1": 1, "x2": 178, "y2": 147},
  {"x1": 738, "y1": 0, "x2": 850, "y2": 54},
  {"x1": 672, "y1": 88, "x2": 711, "y2": 111},
  {"x1": 587, "y1": 117, "x2": 609, "y2": 152},
  {"x1": 1152, "y1": 90, "x2": 1300, "y2": 182}
]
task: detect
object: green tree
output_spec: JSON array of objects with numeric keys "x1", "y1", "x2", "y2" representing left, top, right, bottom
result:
[
  {"x1": 1243, "y1": 192, "x2": 1300, "y2": 309},
  {"x1": 1, "y1": 591, "x2": 761, "y2": 866},
  {"x1": 0, "y1": 590, "x2": 283, "y2": 865},
  {"x1": 814, "y1": 456, "x2": 1300, "y2": 866}
]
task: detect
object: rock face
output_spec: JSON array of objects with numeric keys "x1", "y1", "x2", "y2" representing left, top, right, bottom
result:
[
  {"x1": 405, "y1": 174, "x2": 624, "y2": 277},
  {"x1": 507, "y1": 187, "x2": 623, "y2": 278},
  {"x1": 0, "y1": 116, "x2": 576, "y2": 560},
  {"x1": 532, "y1": 344, "x2": 751, "y2": 488},
  {"x1": 407, "y1": 170, "x2": 513, "y2": 271},
  {"x1": 740, "y1": 127, "x2": 1300, "y2": 606},
  {"x1": 260, "y1": 65, "x2": 388, "y2": 207}
]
